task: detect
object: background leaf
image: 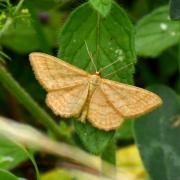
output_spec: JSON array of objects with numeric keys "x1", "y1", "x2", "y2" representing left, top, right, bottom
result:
[
  {"x1": 170, "y1": 0, "x2": 180, "y2": 20},
  {"x1": 0, "y1": 136, "x2": 27, "y2": 170},
  {"x1": 115, "y1": 120, "x2": 133, "y2": 140},
  {"x1": 0, "y1": 169, "x2": 18, "y2": 180},
  {"x1": 58, "y1": 2, "x2": 135, "y2": 154},
  {"x1": 89, "y1": 0, "x2": 112, "y2": 17},
  {"x1": 136, "y1": 6, "x2": 180, "y2": 57},
  {"x1": 101, "y1": 138, "x2": 116, "y2": 164},
  {"x1": 134, "y1": 85, "x2": 180, "y2": 180}
]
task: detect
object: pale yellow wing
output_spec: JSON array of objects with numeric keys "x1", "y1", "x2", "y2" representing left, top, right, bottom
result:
[
  {"x1": 29, "y1": 52, "x2": 89, "y2": 91},
  {"x1": 87, "y1": 86, "x2": 124, "y2": 131},
  {"x1": 46, "y1": 82, "x2": 89, "y2": 118},
  {"x1": 101, "y1": 79, "x2": 162, "y2": 118}
]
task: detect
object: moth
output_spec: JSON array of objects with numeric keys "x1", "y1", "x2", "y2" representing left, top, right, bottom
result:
[{"x1": 29, "y1": 52, "x2": 162, "y2": 131}]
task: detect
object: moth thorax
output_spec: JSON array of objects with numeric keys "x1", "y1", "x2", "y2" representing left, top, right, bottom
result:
[{"x1": 89, "y1": 74, "x2": 101, "y2": 90}]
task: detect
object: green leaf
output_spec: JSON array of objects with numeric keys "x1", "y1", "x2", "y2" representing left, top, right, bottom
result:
[
  {"x1": 0, "y1": 136, "x2": 27, "y2": 170},
  {"x1": 170, "y1": 0, "x2": 180, "y2": 20},
  {"x1": 89, "y1": 0, "x2": 112, "y2": 17},
  {"x1": 74, "y1": 121, "x2": 114, "y2": 154},
  {"x1": 101, "y1": 138, "x2": 116, "y2": 164},
  {"x1": 58, "y1": 2, "x2": 135, "y2": 154},
  {"x1": 134, "y1": 85, "x2": 180, "y2": 180},
  {"x1": 115, "y1": 120, "x2": 133, "y2": 140},
  {"x1": 0, "y1": 135, "x2": 40, "y2": 179},
  {"x1": 136, "y1": 6, "x2": 180, "y2": 57},
  {"x1": 101, "y1": 139, "x2": 116, "y2": 176},
  {"x1": 0, "y1": 169, "x2": 18, "y2": 180}
]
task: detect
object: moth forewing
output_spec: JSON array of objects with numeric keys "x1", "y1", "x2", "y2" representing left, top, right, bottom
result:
[
  {"x1": 101, "y1": 79, "x2": 162, "y2": 119},
  {"x1": 29, "y1": 52, "x2": 89, "y2": 91}
]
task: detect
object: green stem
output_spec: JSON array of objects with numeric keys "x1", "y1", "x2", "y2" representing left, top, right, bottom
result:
[
  {"x1": 15, "y1": 142, "x2": 40, "y2": 180},
  {"x1": 13, "y1": 0, "x2": 24, "y2": 15},
  {"x1": 0, "y1": 18, "x2": 12, "y2": 38},
  {"x1": 0, "y1": 65, "x2": 64, "y2": 140},
  {"x1": 23, "y1": 149, "x2": 40, "y2": 180},
  {"x1": 178, "y1": 23, "x2": 180, "y2": 74}
]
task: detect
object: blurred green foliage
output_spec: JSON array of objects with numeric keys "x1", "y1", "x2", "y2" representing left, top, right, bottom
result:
[
  {"x1": 136, "y1": 6, "x2": 180, "y2": 57},
  {"x1": 170, "y1": 0, "x2": 180, "y2": 19},
  {"x1": 0, "y1": 136, "x2": 28, "y2": 170},
  {"x1": 0, "y1": 0, "x2": 180, "y2": 179},
  {"x1": 0, "y1": 169, "x2": 19, "y2": 180},
  {"x1": 134, "y1": 85, "x2": 180, "y2": 180}
]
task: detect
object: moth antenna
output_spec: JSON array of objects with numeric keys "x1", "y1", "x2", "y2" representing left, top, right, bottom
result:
[
  {"x1": 99, "y1": 58, "x2": 124, "y2": 72},
  {"x1": 84, "y1": 41, "x2": 98, "y2": 72},
  {"x1": 104, "y1": 62, "x2": 134, "y2": 78}
]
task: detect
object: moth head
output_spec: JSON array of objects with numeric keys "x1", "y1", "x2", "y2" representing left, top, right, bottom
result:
[{"x1": 94, "y1": 71, "x2": 101, "y2": 76}]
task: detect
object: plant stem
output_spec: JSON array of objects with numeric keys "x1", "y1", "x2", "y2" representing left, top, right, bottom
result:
[
  {"x1": 13, "y1": 0, "x2": 24, "y2": 15},
  {"x1": 0, "y1": 65, "x2": 64, "y2": 140},
  {"x1": 23, "y1": 149, "x2": 40, "y2": 180},
  {"x1": 14, "y1": 142, "x2": 40, "y2": 180},
  {"x1": 0, "y1": 17, "x2": 12, "y2": 38},
  {"x1": 178, "y1": 23, "x2": 180, "y2": 74}
]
